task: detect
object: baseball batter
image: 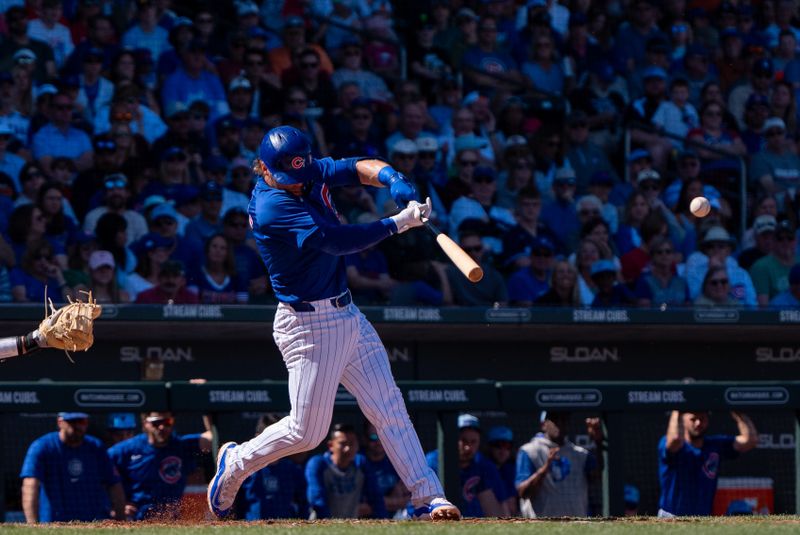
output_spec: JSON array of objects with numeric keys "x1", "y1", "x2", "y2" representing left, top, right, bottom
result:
[{"x1": 207, "y1": 126, "x2": 461, "y2": 521}]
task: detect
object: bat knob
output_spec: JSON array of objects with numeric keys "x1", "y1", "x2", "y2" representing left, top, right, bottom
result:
[{"x1": 468, "y1": 267, "x2": 484, "y2": 283}]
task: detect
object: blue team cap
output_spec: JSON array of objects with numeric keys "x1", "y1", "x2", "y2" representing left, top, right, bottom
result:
[
  {"x1": 107, "y1": 412, "x2": 137, "y2": 430},
  {"x1": 58, "y1": 412, "x2": 89, "y2": 420},
  {"x1": 258, "y1": 125, "x2": 315, "y2": 185},
  {"x1": 135, "y1": 232, "x2": 175, "y2": 254},
  {"x1": 590, "y1": 259, "x2": 617, "y2": 277},
  {"x1": 457, "y1": 413, "x2": 480, "y2": 430},
  {"x1": 642, "y1": 66, "x2": 668, "y2": 80},
  {"x1": 149, "y1": 203, "x2": 179, "y2": 222},
  {"x1": 487, "y1": 426, "x2": 513, "y2": 443},
  {"x1": 627, "y1": 148, "x2": 651, "y2": 163}
]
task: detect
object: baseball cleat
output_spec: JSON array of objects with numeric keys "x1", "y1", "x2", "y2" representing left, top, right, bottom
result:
[
  {"x1": 207, "y1": 442, "x2": 238, "y2": 518},
  {"x1": 412, "y1": 497, "x2": 462, "y2": 521}
]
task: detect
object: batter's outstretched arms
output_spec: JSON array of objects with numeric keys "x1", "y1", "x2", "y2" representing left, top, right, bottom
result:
[{"x1": 0, "y1": 330, "x2": 46, "y2": 361}]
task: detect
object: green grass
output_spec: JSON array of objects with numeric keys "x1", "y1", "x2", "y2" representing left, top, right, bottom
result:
[{"x1": 1, "y1": 518, "x2": 800, "y2": 535}]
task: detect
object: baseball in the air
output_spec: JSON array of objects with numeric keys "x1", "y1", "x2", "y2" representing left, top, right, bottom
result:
[{"x1": 690, "y1": 196, "x2": 711, "y2": 217}]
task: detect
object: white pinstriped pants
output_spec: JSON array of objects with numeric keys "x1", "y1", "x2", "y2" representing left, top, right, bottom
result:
[{"x1": 230, "y1": 299, "x2": 444, "y2": 505}]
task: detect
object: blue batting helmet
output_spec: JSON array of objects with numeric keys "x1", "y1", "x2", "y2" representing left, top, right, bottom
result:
[{"x1": 258, "y1": 126, "x2": 315, "y2": 185}]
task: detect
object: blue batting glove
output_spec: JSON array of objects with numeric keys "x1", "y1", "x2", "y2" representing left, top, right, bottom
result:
[{"x1": 377, "y1": 167, "x2": 418, "y2": 206}]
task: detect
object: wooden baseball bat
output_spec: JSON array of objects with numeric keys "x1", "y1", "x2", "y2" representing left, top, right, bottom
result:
[{"x1": 424, "y1": 221, "x2": 484, "y2": 283}]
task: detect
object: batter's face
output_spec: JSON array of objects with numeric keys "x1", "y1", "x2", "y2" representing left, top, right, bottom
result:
[
  {"x1": 144, "y1": 412, "x2": 175, "y2": 447},
  {"x1": 328, "y1": 431, "x2": 359, "y2": 468},
  {"x1": 458, "y1": 428, "x2": 480, "y2": 464},
  {"x1": 683, "y1": 412, "x2": 709, "y2": 439},
  {"x1": 58, "y1": 417, "x2": 88, "y2": 446}
]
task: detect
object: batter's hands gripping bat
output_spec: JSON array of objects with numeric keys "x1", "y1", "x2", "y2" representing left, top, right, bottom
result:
[{"x1": 423, "y1": 220, "x2": 484, "y2": 283}]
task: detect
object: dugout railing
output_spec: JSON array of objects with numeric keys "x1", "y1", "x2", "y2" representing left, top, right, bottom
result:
[{"x1": 1, "y1": 380, "x2": 799, "y2": 519}]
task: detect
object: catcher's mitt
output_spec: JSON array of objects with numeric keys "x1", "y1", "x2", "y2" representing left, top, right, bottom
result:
[{"x1": 38, "y1": 292, "x2": 102, "y2": 352}]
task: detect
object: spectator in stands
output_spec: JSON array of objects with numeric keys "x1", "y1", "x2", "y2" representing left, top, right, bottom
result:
[
  {"x1": 591, "y1": 259, "x2": 636, "y2": 307},
  {"x1": 32, "y1": 92, "x2": 93, "y2": 177},
  {"x1": 148, "y1": 202, "x2": 202, "y2": 268},
  {"x1": 239, "y1": 47, "x2": 282, "y2": 120},
  {"x1": 268, "y1": 16, "x2": 334, "y2": 77},
  {"x1": 152, "y1": 104, "x2": 209, "y2": 165},
  {"x1": 386, "y1": 101, "x2": 434, "y2": 155},
  {"x1": 739, "y1": 215, "x2": 777, "y2": 271},
  {"x1": 496, "y1": 150, "x2": 533, "y2": 210},
  {"x1": 508, "y1": 236, "x2": 555, "y2": 307},
  {"x1": 626, "y1": 66, "x2": 672, "y2": 169},
  {"x1": 658, "y1": 410, "x2": 757, "y2": 517},
  {"x1": 447, "y1": 230, "x2": 507, "y2": 306},
  {"x1": 516, "y1": 411, "x2": 603, "y2": 518},
  {"x1": 565, "y1": 110, "x2": 617, "y2": 196},
  {"x1": 770, "y1": 80, "x2": 797, "y2": 138},
  {"x1": 485, "y1": 426, "x2": 518, "y2": 516},
  {"x1": 63, "y1": 14, "x2": 118, "y2": 77},
  {"x1": 0, "y1": 6, "x2": 56, "y2": 83},
  {"x1": 282, "y1": 48, "x2": 337, "y2": 117},
  {"x1": 461, "y1": 16, "x2": 522, "y2": 93},
  {"x1": 729, "y1": 58, "x2": 774, "y2": 130},
  {"x1": 36, "y1": 182, "x2": 78, "y2": 255},
  {"x1": 634, "y1": 236, "x2": 691, "y2": 308},
  {"x1": 306, "y1": 423, "x2": 387, "y2": 519},
  {"x1": 27, "y1": 0, "x2": 72, "y2": 69},
  {"x1": 73, "y1": 48, "x2": 114, "y2": 125},
  {"x1": 10, "y1": 239, "x2": 70, "y2": 303},
  {"x1": 134, "y1": 259, "x2": 198, "y2": 304},
  {"x1": 652, "y1": 78, "x2": 700, "y2": 147},
  {"x1": 522, "y1": 32, "x2": 564, "y2": 95},
  {"x1": 124, "y1": 232, "x2": 174, "y2": 301},
  {"x1": 87, "y1": 250, "x2": 130, "y2": 304},
  {"x1": 161, "y1": 39, "x2": 228, "y2": 121},
  {"x1": 663, "y1": 150, "x2": 720, "y2": 212},
  {"x1": 122, "y1": 0, "x2": 171, "y2": 70},
  {"x1": 361, "y1": 422, "x2": 410, "y2": 517},
  {"x1": 188, "y1": 234, "x2": 247, "y2": 304},
  {"x1": 614, "y1": 191, "x2": 652, "y2": 256},
  {"x1": 742, "y1": 195, "x2": 779, "y2": 250},
  {"x1": 332, "y1": 98, "x2": 383, "y2": 159},
  {"x1": 694, "y1": 266, "x2": 738, "y2": 307},
  {"x1": 95, "y1": 212, "x2": 135, "y2": 275},
  {"x1": 449, "y1": 166, "x2": 516, "y2": 256},
  {"x1": 501, "y1": 187, "x2": 558, "y2": 271},
  {"x1": 686, "y1": 226, "x2": 757, "y2": 306},
  {"x1": 750, "y1": 118, "x2": 800, "y2": 197},
  {"x1": 184, "y1": 182, "x2": 223, "y2": 245},
  {"x1": 689, "y1": 100, "x2": 747, "y2": 185},
  {"x1": 83, "y1": 174, "x2": 147, "y2": 246},
  {"x1": 333, "y1": 39, "x2": 392, "y2": 104},
  {"x1": 770, "y1": 264, "x2": 800, "y2": 307},
  {"x1": 586, "y1": 173, "x2": 619, "y2": 233},
  {"x1": 573, "y1": 238, "x2": 602, "y2": 305},
  {"x1": 6, "y1": 203, "x2": 62, "y2": 265},
  {"x1": 620, "y1": 210, "x2": 670, "y2": 284},
  {"x1": 96, "y1": 85, "x2": 167, "y2": 145},
  {"x1": 540, "y1": 169, "x2": 579, "y2": 251},
  {"x1": 235, "y1": 414, "x2": 309, "y2": 520},
  {"x1": 427, "y1": 414, "x2": 506, "y2": 518},
  {"x1": 346, "y1": 239, "x2": 397, "y2": 305},
  {"x1": 108, "y1": 411, "x2": 212, "y2": 520},
  {"x1": 740, "y1": 94, "x2": 770, "y2": 155},
  {"x1": 750, "y1": 220, "x2": 799, "y2": 306},
  {"x1": 105, "y1": 413, "x2": 138, "y2": 448},
  {"x1": 21, "y1": 411, "x2": 125, "y2": 523},
  {"x1": 282, "y1": 87, "x2": 328, "y2": 158},
  {"x1": 0, "y1": 122, "x2": 24, "y2": 194}
]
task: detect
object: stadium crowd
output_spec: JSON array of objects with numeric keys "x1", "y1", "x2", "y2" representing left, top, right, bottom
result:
[
  {"x1": 18, "y1": 409, "x2": 758, "y2": 520},
  {"x1": 0, "y1": 0, "x2": 800, "y2": 309}
]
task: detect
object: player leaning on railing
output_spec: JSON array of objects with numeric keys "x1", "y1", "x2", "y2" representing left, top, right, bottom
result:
[{"x1": 206, "y1": 125, "x2": 460, "y2": 521}]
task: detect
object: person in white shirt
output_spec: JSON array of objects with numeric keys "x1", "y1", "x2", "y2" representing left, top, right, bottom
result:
[
  {"x1": 27, "y1": 0, "x2": 74, "y2": 69},
  {"x1": 652, "y1": 78, "x2": 699, "y2": 148},
  {"x1": 83, "y1": 174, "x2": 148, "y2": 246}
]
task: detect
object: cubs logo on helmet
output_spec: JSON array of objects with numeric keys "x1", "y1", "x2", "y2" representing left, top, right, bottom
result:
[{"x1": 259, "y1": 126, "x2": 315, "y2": 185}]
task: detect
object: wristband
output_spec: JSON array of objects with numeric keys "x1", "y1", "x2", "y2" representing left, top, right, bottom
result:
[{"x1": 16, "y1": 331, "x2": 40, "y2": 355}]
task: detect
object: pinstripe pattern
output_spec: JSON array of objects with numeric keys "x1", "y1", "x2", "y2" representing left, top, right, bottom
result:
[{"x1": 228, "y1": 300, "x2": 443, "y2": 506}]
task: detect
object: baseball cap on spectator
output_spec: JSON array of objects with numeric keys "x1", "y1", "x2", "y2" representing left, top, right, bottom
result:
[
  {"x1": 58, "y1": 412, "x2": 89, "y2": 420},
  {"x1": 35, "y1": 84, "x2": 58, "y2": 100},
  {"x1": 577, "y1": 195, "x2": 603, "y2": 213},
  {"x1": 284, "y1": 15, "x2": 305, "y2": 28},
  {"x1": 642, "y1": 66, "x2": 667, "y2": 80},
  {"x1": 229, "y1": 76, "x2": 252, "y2": 92},
  {"x1": 753, "y1": 58, "x2": 773, "y2": 77},
  {"x1": 107, "y1": 413, "x2": 137, "y2": 430},
  {"x1": 174, "y1": 186, "x2": 200, "y2": 207},
  {"x1": 149, "y1": 203, "x2": 179, "y2": 223},
  {"x1": 0, "y1": 122, "x2": 13, "y2": 136},
  {"x1": 89, "y1": 250, "x2": 115, "y2": 270},
  {"x1": 590, "y1": 170, "x2": 614, "y2": 186},
  {"x1": 554, "y1": 167, "x2": 577, "y2": 185},
  {"x1": 161, "y1": 146, "x2": 186, "y2": 161},
  {"x1": 457, "y1": 413, "x2": 480, "y2": 430},
  {"x1": 637, "y1": 169, "x2": 660, "y2": 184},
  {"x1": 136, "y1": 232, "x2": 175, "y2": 254},
  {"x1": 627, "y1": 148, "x2": 651, "y2": 163},
  {"x1": 201, "y1": 181, "x2": 223, "y2": 202},
  {"x1": 455, "y1": 7, "x2": 479, "y2": 22},
  {"x1": 590, "y1": 259, "x2": 617, "y2": 277},
  {"x1": 390, "y1": 139, "x2": 418, "y2": 157},
  {"x1": 13, "y1": 48, "x2": 36, "y2": 65},
  {"x1": 763, "y1": 117, "x2": 786, "y2": 132},
  {"x1": 702, "y1": 226, "x2": 735, "y2": 245},
  {"x1": 142, "y1": 195, "x2": 167, "y2": 211},
  {"x1": 454, "y1": 133, "x2": 488, "y2": 153},
  {"x1": 505, "y1": 135, "x2": 528, "y2": 149},
  {"x1": 462, "y1": 90, "x2": 482, "y2": 107},
  {"x1": 745, "y1": 93, "x2": 769, "y2": 109},
  {"x1": 203, "y1": 155, "x2": 228, "y2": 172},
  {"x1": 236, "y1": 1, "x2": 259, "y2": 16},
  {"x1": 789, "y1": 264, "x2": 800, "y2": 285},
  {"x1": 776, "y1": 219, "x2": 795, "y2": 238},
  {"x1": 416, "y1": 137, "x2": 438, "y2": 152},
  {"x1": 487, "y1": 426, "x2": 513, "y2": 443},
  {"x1": 160, "y1": 259, "x2": 186, "y2": 276},
  {"x1": 753, "y1": 215, "x2": 777, "y2": 235}
]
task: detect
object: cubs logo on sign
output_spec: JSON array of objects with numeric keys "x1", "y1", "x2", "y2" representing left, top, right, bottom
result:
[
  {"x1": 159, "y1": 456, "x2": 183, "y2": 485},
  {"x1": 291, "y1": 156, "x2": 305, "y2": 169}
]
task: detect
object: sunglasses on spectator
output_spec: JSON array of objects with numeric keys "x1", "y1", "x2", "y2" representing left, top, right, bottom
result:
[
  {"x1": 166, "y1": 154, "x2": 187, "y2": 162},
  {"x1": 473, "y1": 176, "x2": 495, "y2": 184},
  {"x1": 352, "y1": 113, "x2": 371, "y2": 120},
  {"x1": 27, "y1": 170, "x2": 43, "y2": 179},
  {"x1": 301, "y1": 62, "x2": 319, "y2": 69},
  {"x1": 419, "y1": 151, "x2": 437, "y2": 159},
  {"x1": 703, "y1": 110, "x2": 722, "y2": 117},
  {"x1": 105, "y1": 178, "x2": 127, "y2": 189},
  {"x1": 155, "y1": 217, "x2": 176, "y2": 226},
  {"x1": 36, "y1": 253, "x2": 53, "y2": 261},
  {"x1": 288, "y1": 98, "x2": 307, "y2": 105},
  {"x1": 459, "y1": 159, "x2": 478, "y2": 166},
  {"x1": 490, "y1": 441, "x2": 513, "y2": 450},
  {"x1": 55, "y1": 103, "x2": 73, "y2": 111},
  {"x1": 96, "y1": 140, "x2": 116, "y2": 151},
  {"x1": 84, "y1": 56, "x2": 103, "y2": 64},
  {"x1": 653, "y1": 248, "x2": 673, "y2": 255},
  {"x1": 709, "y1": 278, "x2": 729, "y2": 287},
  {"x1": 197, "y1": 16, "x2": 213, "y2": 24},
  {"x1": 345, "y1": 49, "x2": 362, "y2": 57},
  {"x1": 463, "y1": 245, "x2": 483, "y2": 253},
  {"x1": 765, "y1": 130, "x2": 785, "y2": 138},
  {"x1": 112, "y1": 111, "x2": 134, "y2": 122},
  {"x1": 579, "y1": 209, "x2": 600, "y2": 216},
  {"x1": 532, "y1": 249, "x2": 553, "y2": 257},
  {"x1": 640, "y1": 183, "x2": 660, "y2": 191},
  {"x1": 246, "y1": 59, "x2": 263, "y2": 66},
  {"x1": 146, "y1": 417, "x2": 175, "y2": 427}
]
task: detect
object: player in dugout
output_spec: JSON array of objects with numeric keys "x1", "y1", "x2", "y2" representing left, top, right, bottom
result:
[{"x1": 207, "y1": 125, "x2": 461, "y2": 521}]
